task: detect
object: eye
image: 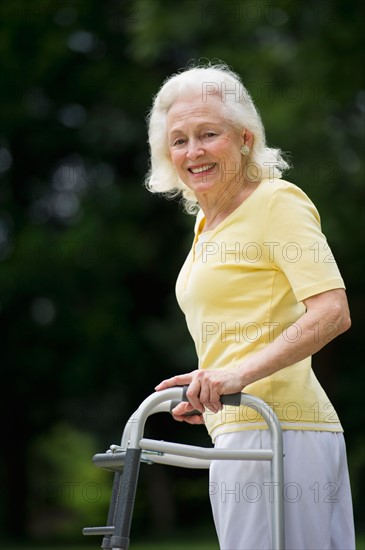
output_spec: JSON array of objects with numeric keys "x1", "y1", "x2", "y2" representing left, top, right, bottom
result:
[
  {"x1": 172, "y1": 137, "x2": 186, "y2": 146},
  {"x1": 201, "y1": 132, "x2": 217, "y2": 141}
]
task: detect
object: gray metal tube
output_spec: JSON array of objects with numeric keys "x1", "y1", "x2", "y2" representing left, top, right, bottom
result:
[
  {"x1": 126, "y1": 387, "x2": 186, "y2": 448},
  {"x1": 120, "y1": 400, "x2": 172, "y2": 449},
  {"x1": 140, "y1": 452, "x2": 210, "y2": 469},
  {"x1": 140, "y1": 438, "x2": 274, "y2": 461}
]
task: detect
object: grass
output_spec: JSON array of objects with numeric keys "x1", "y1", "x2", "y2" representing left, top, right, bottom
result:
[
  {"x1": 1, "y1": 531, "x2": 219, "y2": 550},
  {"x1": 4, "y1": 547, "x2": 217, "y2": 550},
  {"x1": 2, "y1": 541, "x2": 219, "y2": 550},
  {"x1": 130, "y1": 542, "x2": 218, "y2": 550},
  {"x1": 3, "y1": 532, "x2": 364, "y2": 550}
]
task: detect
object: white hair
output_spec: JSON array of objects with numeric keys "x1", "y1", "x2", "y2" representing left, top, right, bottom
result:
[{"x1": 144, "y1": 61, "x2": 290, "y2": 214}]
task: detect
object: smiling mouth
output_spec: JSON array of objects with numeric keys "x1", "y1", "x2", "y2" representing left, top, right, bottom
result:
[{"x1": 188, "y1": 163, "x2": 217, "y2": 174}]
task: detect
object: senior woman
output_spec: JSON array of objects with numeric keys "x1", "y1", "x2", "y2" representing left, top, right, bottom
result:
[{"x1": 145, "y1": 62, "x2": 355, "y2": 550}]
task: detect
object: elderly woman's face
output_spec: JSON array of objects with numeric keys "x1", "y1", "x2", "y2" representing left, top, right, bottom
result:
[{"x1": 166, "y1": 93, "x2": 251, "y2": 197}]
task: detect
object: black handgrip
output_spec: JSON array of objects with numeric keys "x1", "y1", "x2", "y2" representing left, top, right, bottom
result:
[
  {"x1": 220, "y1": 393, "x2": 243, "y2": 407},
  {"x1": 181, "y1": 386, "x2": 242, "y2": 407}
]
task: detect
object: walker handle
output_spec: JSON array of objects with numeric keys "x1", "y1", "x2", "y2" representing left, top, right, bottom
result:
[
  {"x1": 169, "y1": 386, "x2": 243, "y2": 415},
  {"x1": 182, "y1": 385, "x2": 242, "y2": 406}
]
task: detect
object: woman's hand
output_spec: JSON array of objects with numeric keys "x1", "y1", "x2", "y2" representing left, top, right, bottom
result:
[
  {"x1": 155, "y1": 368, "x2": 245, "y2": 415},
  {"x1": 170, "y1": 402, "x2": 205, "y2": 424}
]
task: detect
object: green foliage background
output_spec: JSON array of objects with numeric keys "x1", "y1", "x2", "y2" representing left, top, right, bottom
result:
[{"x1": 0, "y1": 0, "x2": 364, "y2": 545}]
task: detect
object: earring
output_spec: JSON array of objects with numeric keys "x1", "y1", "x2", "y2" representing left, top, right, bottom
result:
[{"x1": 240, "y1": 145, "x2": 250, "y2": 156}]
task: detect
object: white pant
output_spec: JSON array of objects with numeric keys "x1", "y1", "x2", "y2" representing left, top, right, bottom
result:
[{"x1": 209, "y1": 430, "x2": 355, "y2": 550}]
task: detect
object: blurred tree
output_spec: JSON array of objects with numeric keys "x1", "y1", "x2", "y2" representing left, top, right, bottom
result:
[{"x1": 0, "y1": 0, "x2": 363, "y2": 543}]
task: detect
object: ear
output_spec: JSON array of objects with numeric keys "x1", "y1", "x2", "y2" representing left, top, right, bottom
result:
[{"x1": 241, "y1": 129, "x2": 254, "y2": 148}]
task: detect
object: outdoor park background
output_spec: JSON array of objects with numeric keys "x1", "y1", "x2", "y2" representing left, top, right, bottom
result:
[{"x1": 0, "y1": 0, "x2": 364, "y2": 547}]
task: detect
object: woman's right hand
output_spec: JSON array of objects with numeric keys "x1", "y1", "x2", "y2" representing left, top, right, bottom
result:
[{"x1": 171, "y1": 401, "x2": 205, "y2": 424}]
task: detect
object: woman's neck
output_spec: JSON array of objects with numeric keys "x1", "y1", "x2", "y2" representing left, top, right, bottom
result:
[{"x1": 197, "y1": 180, "x2": 259, "y2": 232}]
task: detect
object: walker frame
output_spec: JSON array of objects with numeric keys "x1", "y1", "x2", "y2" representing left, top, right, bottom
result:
[{"x1": 82, "y1": 386, "x2": 285, "y2": 550}]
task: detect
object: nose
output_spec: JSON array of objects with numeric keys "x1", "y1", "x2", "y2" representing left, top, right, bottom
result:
[{"x1": 186, "y1": 139, "x2": 204, "y2": 161}]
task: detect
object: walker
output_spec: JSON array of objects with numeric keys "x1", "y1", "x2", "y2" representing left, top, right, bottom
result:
[{"x1": 82, "y1": 386, "x2": 285, "y2": 549}]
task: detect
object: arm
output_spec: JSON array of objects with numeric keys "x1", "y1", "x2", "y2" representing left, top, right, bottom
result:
[{"x1": 155, "y1": 288, "x2": 351, "y2": 415}]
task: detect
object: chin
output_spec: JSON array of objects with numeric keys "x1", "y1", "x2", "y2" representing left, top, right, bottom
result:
[{"x1": 189, "y1": 180, "x2": 217, "y2": 193}]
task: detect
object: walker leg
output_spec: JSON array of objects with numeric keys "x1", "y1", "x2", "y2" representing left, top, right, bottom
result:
[
  {"x1": 99, "y1": 471, "x2": 123, "y2": 549},
  {"x1": 110, "y1": 448, "x2": 142, "y2": 550}
]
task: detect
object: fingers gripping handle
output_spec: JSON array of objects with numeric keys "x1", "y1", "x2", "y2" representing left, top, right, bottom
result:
[
  {"x1": 171, "y1": 385, "x2": 243, "y2": 415},
  {"x1": 182, "y1": 385, "x2": 243, "y2": 406}
]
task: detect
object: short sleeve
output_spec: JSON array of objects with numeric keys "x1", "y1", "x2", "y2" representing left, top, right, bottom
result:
[{"x1": 264, "y1": 183, "x2": 345, "y2": 302}]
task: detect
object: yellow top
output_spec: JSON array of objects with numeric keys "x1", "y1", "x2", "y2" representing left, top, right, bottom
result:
[{"x1": 175, "y1": 178, "x2": 346, "y2": 441}]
